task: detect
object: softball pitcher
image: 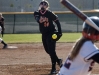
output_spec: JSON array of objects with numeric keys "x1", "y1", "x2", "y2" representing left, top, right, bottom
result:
[
  {"x1": 0, "y1": 13, "x2": 7, "y2": 49},
  {"x1": 57, "y1": 16, "x2": 99, "y2": 75},
  {"x1": 34, "y1": 0, "x2": 62, "y2": 74}
]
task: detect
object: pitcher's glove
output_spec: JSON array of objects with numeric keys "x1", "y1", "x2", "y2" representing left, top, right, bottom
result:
[{"x1": 52, "y1": 31, "x2": 62, "y2": 41}]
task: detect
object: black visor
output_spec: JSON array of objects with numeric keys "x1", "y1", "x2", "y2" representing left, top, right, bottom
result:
[{"x1": 39, "y1": 2, "x2": 48, "y2": 6}]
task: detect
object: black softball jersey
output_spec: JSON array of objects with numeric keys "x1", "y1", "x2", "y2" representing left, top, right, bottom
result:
[{"x1": 34, "y1": 10, "x2": 59, "y2": 34}]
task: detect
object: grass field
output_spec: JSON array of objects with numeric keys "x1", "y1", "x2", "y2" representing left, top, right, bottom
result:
[
  {"x1": 2, "y1": 33, "x2": 82, "y2": 43},
  {"x1": 0, "y1": 33, "x2": 99, "y2": 75}
]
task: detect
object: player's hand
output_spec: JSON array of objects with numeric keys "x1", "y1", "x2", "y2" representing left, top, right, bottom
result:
[
  {"x1": 39, "y1": 16, "x2": 43, "y2": 23},
  {"x1": 39, "y1": 16, "x2": 46, "y2": 23},
  {"x1": 58, "y1": 32, "x2": 62, "y2": 40},
  {"x1": 57, "y1": 31, "x2": 62, "y2": 37}
]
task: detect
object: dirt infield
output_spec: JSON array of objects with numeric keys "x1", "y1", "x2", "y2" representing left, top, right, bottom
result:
[{"x1": 0, "y1": 42, "x2": 99, "y2": 75}]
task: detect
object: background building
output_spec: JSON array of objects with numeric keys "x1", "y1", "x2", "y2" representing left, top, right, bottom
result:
[
  {"x1": 0, "y1": 0, "x2": 98, "y2": 12},
  {"x1": 0, "y1": 0, "x2": 99, "y2": 34}
]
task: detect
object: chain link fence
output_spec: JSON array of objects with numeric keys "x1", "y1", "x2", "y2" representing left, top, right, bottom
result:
[{"x1": 2, "y1": 11, "x2": 99, "y2": 34}]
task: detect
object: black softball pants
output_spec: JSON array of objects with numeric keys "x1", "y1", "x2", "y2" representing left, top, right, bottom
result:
[{"x1": 42, "y1": 34, "x2": 59, "y2": 70}]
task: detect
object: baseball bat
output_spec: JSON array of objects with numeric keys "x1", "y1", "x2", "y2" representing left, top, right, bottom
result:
[{"x1": 60, "y1": 0, "x2": 99, "y2": 31}]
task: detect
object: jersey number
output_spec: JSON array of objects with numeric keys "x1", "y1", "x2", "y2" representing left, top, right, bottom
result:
[
  {"x1": 64, "y1": 57, "x2": 71, "y2": 69},
  {"x1": 88, "y1": 61, "x2": 95, "y2": 72},
  {"x1": 44, "y1": 22, "x2": 49, "y2": 27}
]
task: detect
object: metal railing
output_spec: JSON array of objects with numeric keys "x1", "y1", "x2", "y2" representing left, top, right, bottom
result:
[{"x1": 1, "y1": 10, "x2": 99, "y2": 34}]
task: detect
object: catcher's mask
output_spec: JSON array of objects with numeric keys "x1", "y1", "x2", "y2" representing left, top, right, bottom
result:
[
  {"x1": 39, "y1": 0, "x2": 49, "y2": 11},
  {"x1": 82, "y1": 16, "x2": 99, "y2": 41}
]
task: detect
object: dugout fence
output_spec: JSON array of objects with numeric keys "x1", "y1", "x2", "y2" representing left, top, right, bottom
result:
[{"x1": 1, "y1": 10, "x2": 99, "y2": 34}]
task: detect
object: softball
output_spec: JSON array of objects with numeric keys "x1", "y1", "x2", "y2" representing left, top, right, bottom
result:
[{"x1": 52, "y1": 34, "x2": 57, "y2": 39}]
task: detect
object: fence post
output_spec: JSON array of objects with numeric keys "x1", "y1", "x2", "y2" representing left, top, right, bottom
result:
[
  {"x1": 77, "y1": 17, "x2": 78, "y2": 32},
  {"x1": 13, "y1": 14, "x2": 16, "y2": 34}
]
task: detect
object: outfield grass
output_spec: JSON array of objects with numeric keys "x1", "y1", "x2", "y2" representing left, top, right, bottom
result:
[{"x1": 2, "y1": 33, "x2": 82, "y2": 43}]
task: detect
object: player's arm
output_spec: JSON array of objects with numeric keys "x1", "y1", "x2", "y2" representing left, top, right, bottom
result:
[
  {"x1": 50, "y1": 11, "x2": 62, "y2": 34},
  {"x1": 34, "y1": 15, "x2": 40, "y2": 23},
  {"x1": 1, "y1": 18, "x2": 4, "y2": 30},
  {"x1": 1, "y1": 20, "x2": 4, "y2": 31},
  {"x1": 88, "y1": 53, "x2": 99, "y2": 63},
  {"x1": 34, "y1": 11, "x2": 40, "y2": 23},
  {"x1": 54, "y1": 19, "x2": 62, "y2": 34},
  {"x1": 34, "y1": 12, "x2": 45, "y2": 23},
  {"x1": 1, "y1": 18, "x2": 5, "y2": 37},
  {"x1": 53, "y1": 19, "x2": 62, "y2": 41}
]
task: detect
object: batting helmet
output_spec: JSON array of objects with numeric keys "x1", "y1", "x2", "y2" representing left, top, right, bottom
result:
[{"x1": 82, "y1": 16, "x2": 99, "y2": 40}]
